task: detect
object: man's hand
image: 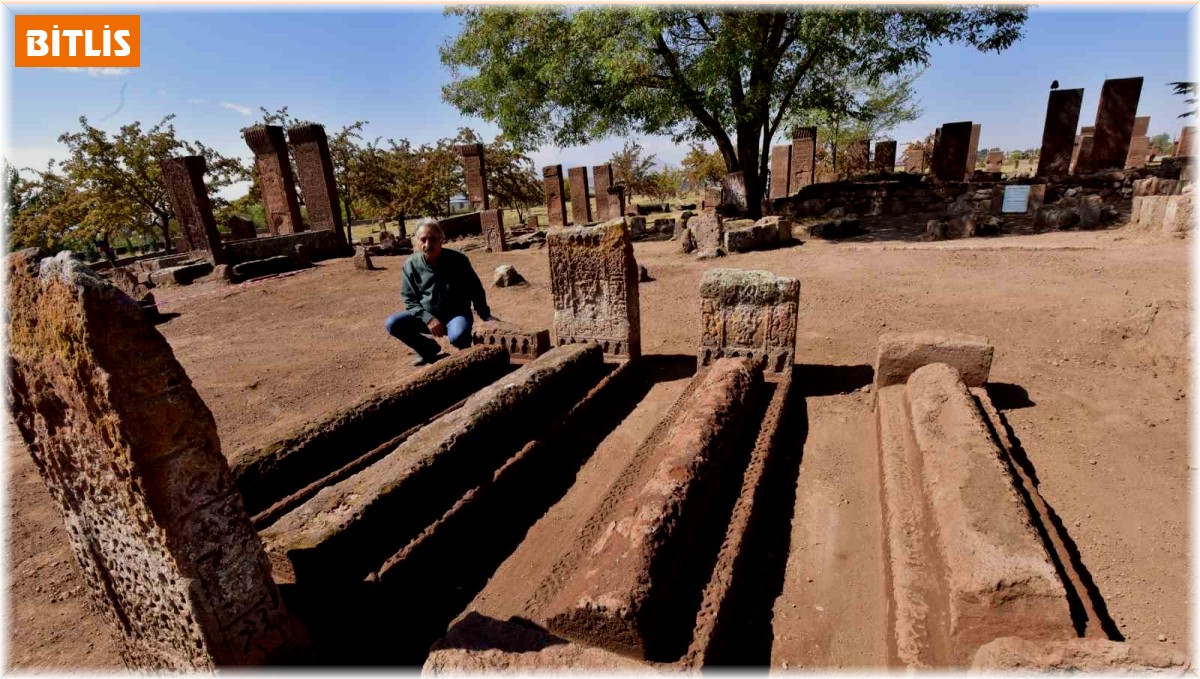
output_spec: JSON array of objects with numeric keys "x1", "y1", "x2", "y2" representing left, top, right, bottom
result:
[{"x1": 427, "y1": 317, "x2": 447, "y2": 337}]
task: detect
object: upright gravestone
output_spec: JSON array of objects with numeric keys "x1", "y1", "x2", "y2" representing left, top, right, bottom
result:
[
  {"x1": 5, "y1": 249, "x2": 308, "y2": 670},
  {"x1": 458, "y1": 143, "x2": 489, "y2": 211},
  {"x1": 1177, "y1": 126, "x2": 1195, "y2": 157},
  {"x1": 287, "y1": 124, "x2": 345, "y2": 236},
  {"x1": 698, "y1": 268, "x2": 800, "y2": 376},
  {"x1": 873, "y1": 140, "x2": 897, "y2": 173},
  {"x1": 985, "y1": 151, "x2": 1005, "y2": 172},
  {"x1": 689, "y1": 210, "x2": 724, "y2": 252},
  {"x1": 543, "y1": 165, "x2": 567, "y2": 227},
  {"x1": 547, "y1": 219, "x2": 641, "y2": 360},
  {"x1": 1126, "y1": 116, "x2": 1152, "y2": 169},
  {"x1": 1036, "y1": 88, "x2": 1084, "y2": 177},
  {"x1": 1073, "y1": 133, "x2": 1095, "y2": 175},
  {"x1": 480, "y1": 208, "x2": 507, "y2": 252},
  {"x1": 607, "y1": 186, "x2": 627, "y2": 221},
  {"x1": 568, "y1": 166, "x2": 592, "y2": 224},
  {"x1": 903, "y1": 146, "x2": 927, "y2": 174},
  {"x1": 242, "y1": 125, "x2": 304, "y2": 235},
  {"x1": 721, "y1": 172, "x2": 748, "y2": 213},
  {"x1": 844, "y1": 140, "x2": 870, "y2": 177},
  {"x1": 964, "y1": 124, "x2": 982, "y2": 180},
  {"x1": 791, "y1": 127, "x2": 817, "y2": 190},
  {"x1": 931, "y1": 122, "x2": 973, "y2": 182},
  {"x1": 160, "y1": 156, "x2": 227, "y2": 265},
  {"x1": 769, "y1": 145, "x2": 792, "y2": 199},
  {"x1": 592, "y1": 163, "x2": 615, "y2": 220},
  {"x1": 1133, "y1": 116, "x2": 1151, "y2": 138},
  {"x1": 1087, "y1": 77, "x2": 1144, "y2": 172}
]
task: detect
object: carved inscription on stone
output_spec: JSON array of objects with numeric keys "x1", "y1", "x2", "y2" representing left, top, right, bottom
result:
[
  {"x1": 457, "y1": 143, "x2": 490, "y2": 211},
  {"x1": 547, "y1": 219, "x2": 641, "y2": 359},
  {"x1": 480, "y1": 208, "x2": 507, "y2": 252},
  {"x1": 791, "y1": 127, "x2": 817, "y2": 190},
  {"x1": 287, "y1": 124, "x2": 344, "y2": 235},
  {"x1": 690, "y1": 210, "x2": 724, "y2": 251},
  {"x1": 698, "y1": 268, "x2": 800, "y2": 375},
  {"x1": 160, "y1": 156, "x2": 227, "y2": 264},
  {"x1": 769, "y1": 145, "x2": 791, "y2": 199},
  {"x1": 243, "y1": 125, "x2": 304, "y2": 235},
  {"x1": 5, "y1": 250, "x2": 307, "y2": 670}
]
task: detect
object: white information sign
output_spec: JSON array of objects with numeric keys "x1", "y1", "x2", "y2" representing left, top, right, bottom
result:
[{"x1": 1001, "y1": 185, "x2": 1031, "y2": 213}]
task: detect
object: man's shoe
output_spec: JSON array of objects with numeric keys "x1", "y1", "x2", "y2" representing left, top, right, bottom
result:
[{"x1": 412, "y1": 352, "x2": 447, "y2": 367}]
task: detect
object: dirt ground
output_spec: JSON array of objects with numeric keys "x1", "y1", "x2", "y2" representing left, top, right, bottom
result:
[{"x1": 5, "y1": 223, "x2": 1190, "y2": 670}]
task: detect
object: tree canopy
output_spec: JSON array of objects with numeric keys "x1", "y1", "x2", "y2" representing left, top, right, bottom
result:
[{"x1": 441, "y1": 7, "x2": 1027, "y2": 217}]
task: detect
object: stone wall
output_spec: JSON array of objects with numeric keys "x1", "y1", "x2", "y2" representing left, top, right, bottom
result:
[{"x1": 224, "y1": 230, "x2": 349, "y2": 265}]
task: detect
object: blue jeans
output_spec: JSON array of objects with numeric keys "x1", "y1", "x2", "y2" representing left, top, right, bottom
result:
[{"x1": 385, "y1": 310, "x2": 473, "y2": 358}]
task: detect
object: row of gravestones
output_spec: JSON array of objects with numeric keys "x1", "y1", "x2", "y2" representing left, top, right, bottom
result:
[
  {"x1": 6, "y1": 215, "x2": 799, "y2": 671},
  {"x1": 162, "y1": 124, "x2": 347, "y2": 265}
]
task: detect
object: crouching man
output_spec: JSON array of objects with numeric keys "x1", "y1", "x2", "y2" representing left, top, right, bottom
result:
[{"x1": 385, "y1": 218, "x2": 493, "y2": 366}]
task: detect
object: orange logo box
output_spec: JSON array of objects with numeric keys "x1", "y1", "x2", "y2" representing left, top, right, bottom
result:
[{"x1": 15, "y1": 15, "x2": 139, "y2": 67}]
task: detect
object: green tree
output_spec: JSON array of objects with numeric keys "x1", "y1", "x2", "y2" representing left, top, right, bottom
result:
[
  {"x1": 681, "y1": 141, "x2": 726, "y2": 190},
  {"x1": 609, "y1": 140, "x2": 658, "y2": 198},
  {"x1": 1170, "y1": 81, "x2": 1196, "y2": 118},
  {"x1": 441, "y1": 7, "x2": 1026, "y2": 217},
  {"x1": 648, "y1": 164, "x2": 686, "y2": 202},
  {"x1": 1150, "y1": 132, "x2": 1173, "y2": 156},
  {"x1": 56, "y1": 114, "x2": 245, "y2": 253}
]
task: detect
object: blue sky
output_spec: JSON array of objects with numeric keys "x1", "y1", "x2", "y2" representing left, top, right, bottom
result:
[{"x1": 4, "y1": 5, "x2": 1194, "y2": 199}]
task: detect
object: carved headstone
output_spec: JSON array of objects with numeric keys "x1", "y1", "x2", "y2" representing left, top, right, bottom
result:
[
  {"x1": 844, "y1": 139, "x2": 870, "y2": 177},
  {"x1": 160, "y1": 156, "x2": 226, "y2": 265},
  {"x1": 702, "y1": 187, "x2": 723, "y2": 211},
  {"x1": 964, "y1": 124, "x2": 982, "y2": 180},
  {"x1": 720, "y1": 172, "x2": 748, "y2": 213},
  {"x1": 769, "y1": 145, "x2": 791, "y2": 199},
  {"x1": 1132, "y1": 116, "x2": 1151, "y2": 137},
  {"x1": 287, "y1": 124, "x2": 344, "y2": 236},
  {"x1": 607, "y1": 185, "x2": 626, "y2": 221},
  {"x1": 689, "y1": 210, "x2": 724, "y2": 251},
  {"x1": 547, "y1": 219, "x2": 641, "y2": 360},
  {"x1": 903, "y1": 146, "x2": 927, "y2": 174},
  {"x1": 568, "y1": 166, "x2": 592, "y2": 224},
  {"x1": 1085, "y1": 77, "x2": 1143, "y2": 172},
  {"x1": 227, "y1": 215, "x2": 257, "y2": 240},
  {"x1": 480, "y1": 208, "x2": 507, "y2": 252},
  {"x1": 698, "y1": 268, "x2": 800, "y2": 376},
  {"x1": 5, "y1": 250, "x2": 307, "y2": 669},
  {"x1": 242, "y1": 125, "x2": 304, "y2": 235},
  {"x1": 457, "y1": 143, "x2": 489, "y2": 211},
  {"x1": 592, "y1": 164, "x2": 615, "y2": 220},
  {"x1": 543, "y1": 165, "x2": 567, "y2": 227},
  {"x1": 931, "y1": 122, "x2": 973, "y2": 182},
  {"x1": 874, "y1": 140, "x2": 897, "y2": 173},
  {"x1": 985, "y1": 151, "x2": 1005, "y2": 173},
  {"x1": 791, "y1": 127, "x2": 817, "y2": 190},
  {"x1": 1037, "y1": 88, "x2": 1084, "y2": 177}
]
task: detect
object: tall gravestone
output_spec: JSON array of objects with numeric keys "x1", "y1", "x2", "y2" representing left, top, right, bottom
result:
[
  {"x1": 985, "y1": 151, "x2": 1005, "y2": 172},
  {"x1": 1177, "y1": 126, "x2": 1195, "y2": 157},
  {"x1": 1086, "y1": 77, "x2": 1143, "y2": 172},
  {"x1": 607, "y1": 186, "x2": 626, "y2": 220},
  {"x1": 791, "y1": 127, "x2": 817, "y2": 190},
  {"x1": 568, "y1": 166, "x2": 592, "y2": 224},
  {"x1": 698, "y1": 268, "x2": 800, "y2": 376},
  {"x1": 903, "y1": 146, "x2": 926, "y2": 173},
  {"x1": 160, "y1": 156, "x2": 226, "y2": 265},
  {"x1": 1036, "y1": 88, "x2": 1084, "y2": 177},
  {"x1": 480, "y1": 208, "x2": 507, "y2": 252},
  {"x1": 964, "y1": 124, "x2": 982, "y2": 180},
  {"x1": 547, "y1": 219, "x2": 641, "y2": 360},
  {"x1": 931, "y1": 122, "x2": 972, "y2": 182},
  {"x1": 592, "y1": 164, "x2": 615, "y2": 220},
  {"x1": 287, "y1": 124, "x2": 345, "y2": 236},
  {"x1": 243, "y1": 125, "x2": 304, "y2": 235},
  {"x1": 5, "y1": 250, "x2": 308, "y2": 670},
  {"x1": 873, "y1": 140, "x2": 897, "y2": 173},
  {"x1": 543, "y1": 165, "x2": 567, "y2": 227},
  {"x1": 721, "y1": 172, "x2": 748, "y2": 213},
  {"x1": 844, "y1": 140, "x2": 870, "y2": 177},
  {"x1": 457, "y1": 143, "x2": 489, "y2": 211},
  {"x1": 769, "y1": 145, "x2": 791, "y2": 199}
]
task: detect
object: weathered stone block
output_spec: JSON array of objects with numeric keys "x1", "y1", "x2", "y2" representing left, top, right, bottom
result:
[
  {"x1": 230, "y1": 255, "x2": 305, "y2": 281},
  {"x1": 287, "y1": 124, "x2": 345, "y2": 236},
  {"x1": 457, "y1": 143, "x2": 489, "y2": 211},
  {"x1": 567, "y1": 166, "x2": 592, "y2": 225},
  {"x1": 149, "y1": 261, "x2": 214, "y2": 287},
  {"x1": 5, "y1": 250, "x2": 307, "y2": 669},
  {"x1": 907, "y1": 364, "x2": 1076, "y2": 663},
  {"x1": 471, "y1": 325, "x2": 551, "y2": 361},
  {"x1": 698, "y1": 268, "x2": 799, "y2": 375},
  {"x1": 689, "y1": 211, "x2": 723, "y2": 251},
  {"x1": 972, "y1": 637, "x2": 1190, "y2": 674},
  {"x1": 873, "y1": 331, "x2": 993, "y2": 391},
  {"x1": 480, "y1": 208, "x2": 507, "y2": 252},
  {"x1": 353, "y1": 247, "x2": 375, "y2": 270},
  {"x1": 543, "y1": 165, "x2": 567, "y2": 227},
  {"x1": 438, "y1": 211, "x2": 483, "y2": 240},
  {"x1": 546, "y1": 357, "x2": 762, "y2": 660},
  {"x1": 547, "y1": 219, "x2": 641, "y2": 359},
  {"x1": 964, "y1": 124, "x2": 982, "y2": 179},
  {"x1": 161, "y1": 156, "x2": 227, "y2": 264},
  {"x1": 243, "y1": 125, "x2": 304, "y2": 235},
  {"x1": 844, "y1": 139, "x2": 870, "y2": 177},
  {"x1": 227, "y1": 215, "x2": 257, "y2": 240}
]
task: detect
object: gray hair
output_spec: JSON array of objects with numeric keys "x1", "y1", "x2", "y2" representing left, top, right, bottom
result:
[{"x1": 412, "y1": 217, "x2": 444, "y2": 244}]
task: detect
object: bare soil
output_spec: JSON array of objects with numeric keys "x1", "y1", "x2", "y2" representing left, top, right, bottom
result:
[{"x1": 6, "y1": 225, "x2": 1189, "y2": 669}]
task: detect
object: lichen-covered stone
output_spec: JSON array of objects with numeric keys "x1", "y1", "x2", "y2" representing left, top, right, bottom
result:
[
  {"x1": 547, "y1": 220, "x2": 640, "y2": 359},
  {"x1": 5, "y1": 249, "x2": 307, "y2": 669},
  {"x1": 698, "y1": 268, "x2": 799, "y2": 375}
]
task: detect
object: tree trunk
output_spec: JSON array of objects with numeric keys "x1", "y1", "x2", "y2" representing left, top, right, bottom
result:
[
  {"x1": 98, "y1": 234, "x2": 117, "y2": 267},
  {"x1": 157, "y1": 213, "x2": 173, "y2": 255},
  {"x1": 737, "y1": 123, "x2": 765, "y2": 220}
]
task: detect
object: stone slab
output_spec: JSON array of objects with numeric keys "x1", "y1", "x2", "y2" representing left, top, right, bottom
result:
[
  {"x1": 5, "y1": 250, "x2": 306, "y2": 669},
  {"x1": 480, "y1": 208, "x2": 507, "y2": 252},
  {"x1": 243, "y1": 125, "x2": 304, "y2": 235},
  {"x1": 543, "y1": 165, "x2": 567, "y2": 227},
  {"x1": 568, "y1": 166, "x2": 592, "y2": 224},
  {"x1": 971, "y1": 637, "x2": 1190, "y2": 674},
  {"x1": 592, "y1": 164, "x2": 615, "y2": 220},
  {"x1": 470, "y1": 325, "x2": 551, "y2": 361},
  {"x1": 287, "y1": 124, "x2": 344, "y2": 236},
  {"x1": 160, "y1": 156, "x2": 227, "y2": 264},
  {"x1": 964, "y1": 124, "x2": 982, "y2": 179},
  {"x1": 907, "y1": 364, "x2": 1074, "y2": 664},
  {"x1": 545, "y1": 357, "x2": 762, "y2": 660},
  {"x1": 457, "y1": 143, "x2": 489, "y2": 211},
  {"x1": 874, "y1": 140, "x2": 897, "y2": 173},
  {"x1": 873, "y1": 331, "x2": 993, "y2": 391},
  {"x1": 932, "y1": 122, "x2": 973, "y2": 182},
  {"x1": 547, "y1": 219, "x2": 641, "y2": 359},
  {"x1": 689, "y1": 211, "x2": 723, "y2": 251},
  {"x1": 1088, "y1": 77, "x2": 1144, "y2": 171},
  {"x1": 791, "y1": 127, "x2": 817, "y2": 190},
  {"x1": 698, "y1": 268, "x2": 799, "y2": 375},
  {"x1": 769, "y1": 144, "x2": 791, "y2": 199},
  {"x1": 148, "y1": 261, "x2": 214, "y2": 287},
  {"x1": 224, "y1": 229, "x2": 348, "y2": 266}
]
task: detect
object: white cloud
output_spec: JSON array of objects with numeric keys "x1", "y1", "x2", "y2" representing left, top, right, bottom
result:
[
  {"x1": 4, "y1": 146, "x2": 59, "y2": 175},
  {"x1": 220, "y1": 101, "x2": 253, "y2": 116},
  {"x1": 51, "y1": 67, "x2": 131, "y2": 77}
]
